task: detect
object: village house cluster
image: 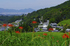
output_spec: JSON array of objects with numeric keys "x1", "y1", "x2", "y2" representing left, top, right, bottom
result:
[
  {"x1": 0, "y1": 19, "x2": 23, "y2": 31},
  {"x1": 0, "y1": 16, "x2": 70, "y2": 32},
  {"x1": 34, "y1": 16, "x2": 70, "y2": 32}
]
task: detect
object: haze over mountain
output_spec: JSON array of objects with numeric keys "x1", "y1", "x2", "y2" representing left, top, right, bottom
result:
[{"x1": 0, "y1": 8, "x2": 35, "y2": 15}]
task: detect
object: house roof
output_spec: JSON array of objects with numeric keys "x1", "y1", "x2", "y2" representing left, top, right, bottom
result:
[
  {"x1": 39, "y1": 22, "x2": 43, "y2": 24},
  {"x1": 43, "y1": 25, "x2": 48, "y2": 27},
  {"x1": 52, "y1": 30, "x2": 59, "y2": 32},
  {"x1": 34, "y1": 28, "x2": 40, "y2": 32},
  {"x1": 50, "y1": 23, "x2": 57, "y2": 25},
  {"x1": 56, "y1": 26, "x2": 63, "y2": 29},
  {"x1": 38, "y1": 25, "x2": 43, "y2": 27},
  {"x1": 42, "y1": 27, "x2": 47, "y2": 29},
  {"x1": 51, "y1": 26, "x2": 57, "y2": 28}
]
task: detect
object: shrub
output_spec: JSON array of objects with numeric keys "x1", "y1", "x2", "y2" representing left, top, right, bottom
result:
[
  {"x1": 56, "y1": 28, "x2": 61, "y2": 31},
  {"x1": 47, "y1": 25, "x2": 52, "y2": 30}
]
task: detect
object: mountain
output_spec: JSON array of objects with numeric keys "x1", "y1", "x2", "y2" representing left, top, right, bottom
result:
[
  {"x1": 21, "y1": 0, "x2": 70, "y2": 24},
  {"x1": 0, "y1": 8, "x2": 35, "y2": 15}
]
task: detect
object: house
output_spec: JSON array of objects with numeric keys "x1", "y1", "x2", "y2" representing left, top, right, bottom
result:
[
  {"x1": 34, "y1": 16, "x2": 64, "y2": 32},
  {"x1": 56, "y1": 26, "x2": 63, "y2": 31},
  {"x1": 66, "y1": 29, "x2": 70, "y2": 32},
  {"x1": 34, "y1": 20, "x2": 49, "y2": 32},
  {"x1": 50, "y1": 23, "x2": 63, "y2": 32},
  {"x1": 50, "y1": 23, "x2": 57, "y2": 31},
  {"x1": 14, "y1": 19, "x2": 22, "y2": 27},
  {"x1": 50, "y1": 23, "x2": 57, "y2": 28},
  {"x1": 52, "y1": 30, "x2": 59, "y2": 32},
  {"x1": 34, "y1": 28, "x2": 39, "y2": 32},
  {"x1": 0, "y1": 27, "x2": 6, "y2": 31},
  {"x1": 15, "y1": 19, "x2": 22, "y2": 24},
  {"x1": 14, "y1": 24, "x2": 19, "y2": 27},
  {"x1": 42, "y1": 27, "x2": 48, "y2": 32}
]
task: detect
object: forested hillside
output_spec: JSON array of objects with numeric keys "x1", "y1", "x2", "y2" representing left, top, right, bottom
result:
[
  {"x1": 0, "y1": 0, "x2": 70, "y2": 32},
  {"x1": 22, "y1": 0, "x2": 70, "y2": 25},
  {"x1": 0, "y1": 15, "x2": 23, "y2": 23},
  {"x1": 0, "y1": 15, "x2": 14, "y2": 23},
  {"x1": 1, "y1": 0, "x2": 70, "y2": 26},
  {"x1": 8, "y1": 15, "x2": 23, "y2": 23}
]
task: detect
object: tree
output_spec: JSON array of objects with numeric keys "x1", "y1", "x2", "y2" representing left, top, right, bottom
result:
[{"x1": 49, "y1": 18, "x2": 56, "y2": 23}]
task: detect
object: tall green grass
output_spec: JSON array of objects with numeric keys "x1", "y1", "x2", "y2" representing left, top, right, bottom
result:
[{"x1": 0, "y1": 31, "x2": 70, "y2": 46}]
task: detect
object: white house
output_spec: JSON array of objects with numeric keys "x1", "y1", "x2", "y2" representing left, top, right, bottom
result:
[
  {"x1": 15, "y1": 19, "x2": 22, "y2": 24},
  {"x1": 14, "y1": 19, "x2": 22, "y2": 27},
  {"x1": 38, "y1": 20, "x2": 49, "y2": 31},
  {"x1": 66, "y1": 29, "x2": 70, "y2": 32}
]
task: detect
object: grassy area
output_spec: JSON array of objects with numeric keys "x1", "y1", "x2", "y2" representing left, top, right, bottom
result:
[
  {"x1": 58, "y1": 19, "x2": 70, "y2": 26},
  {"x1": 0, "y1": 31, "x2": 70, "y2": 46}
]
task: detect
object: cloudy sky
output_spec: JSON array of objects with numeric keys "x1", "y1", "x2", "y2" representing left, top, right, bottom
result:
[{"x1": 0, "y1": 0, "x2": 68, "y2": 10}]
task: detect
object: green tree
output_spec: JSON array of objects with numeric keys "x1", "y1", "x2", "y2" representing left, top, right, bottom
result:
[{"x1": 49, "y1": 18, "x2": 56, "y2": 23}]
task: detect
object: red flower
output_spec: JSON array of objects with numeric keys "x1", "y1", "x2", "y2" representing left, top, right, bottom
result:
[
  {"x1": 43, "y1": 33, "x2": 47, "y2": 36},
  {"x1": 62, "y1": 34, "x2": 69, "y2": 38},
  {"x1": 8, "y1": 24, "x2": 13, "y2": 27},
  {"x1": 15, "y1": 31, "x2": 20, "y2": 34},
  {"x1": 62, "y1": 35, "x2": 65, "y2": 38},
  {"x1": 66, "y1": 35, "x2": 69, "y2": 38},
  {"x1": 42, "y1": 37, "x2": 44, "y2": 39},
  {"x1": 32, "y1": 21, "x2": 37, "y2": 24},
  {"x1": 69, "y1": 32, "x2": 70, "y2": 35},
  {"x1": 19, "y1": 26, "x2": 23, "y2": 29},
  {"x1": 2, "y1": 24, "x2": 7, "y2": 27},
  {"x1": 33, "y1": 31, "x2": 35, "y2": 33},
  {"x1": 52, "y1": 37, "x2": 54, "y2": 38},
  {"x1": 56, "y1": 40, "x2": 59, "y2": 42},
  {"x1": 38, "y1": 35, "x2": 40, "y2": 36},
  {"x1": 48, "y1": 28, "x2": 53, "y2": 31}
]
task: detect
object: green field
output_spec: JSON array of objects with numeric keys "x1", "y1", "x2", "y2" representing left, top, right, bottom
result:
[
  {"x1": 0, "y1": 31, "x2": 70, "y2": 46},
  {"x1": 58, "y1": 19, "x2": 70, "y2": 26}
]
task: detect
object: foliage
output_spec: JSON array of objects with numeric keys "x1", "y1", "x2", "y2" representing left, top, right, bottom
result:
[
  {"x1": 56, "y1": 28, "x2": 61, "y2": 31},
  {"x1": 21, "y1": 0, "x2": 70, "y2": 28},
  {"x1": 0, "y1": 15, "x2": 23, "y2": 23},
  {"x1": 58, "y1": 19, "x2": 70, "y2": 26},
  {"x1": 0, "y1": 15, "x2": 14, "y2": 23},
  {"x1": 19, "y1": 22, "x2": 33, "y2": 32},
  {"x1": 1, "y1": 1, "x2": 70, "y2": 33},
  {"x1": 47, "y1": 25, "x2": 52, "y2": 30},
  {"x1": 0, "y1": 21, "x2": 3, "y2": 24},
  {"x1": 61, "y1": 24, "x2": 68, "y2": 33},
  {"x1": 0, "y1": 31, "x2": 70, "y2": 46},
  {"x1": 8, "y1": 15, "x2": 23, "y2": 23},
  {"x1": 49, "y1": 18, "x2": 56, "y2": 23}
]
